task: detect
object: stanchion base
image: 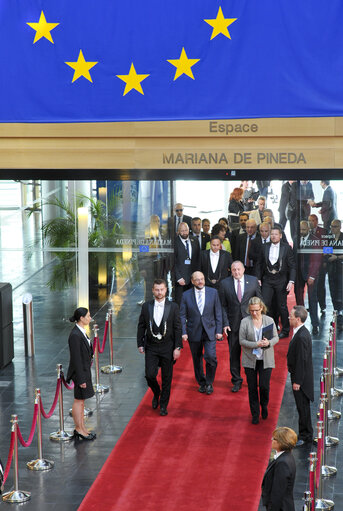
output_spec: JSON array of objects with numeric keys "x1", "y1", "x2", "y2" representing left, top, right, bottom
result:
[
  {"x1": 27, "y1": 458, "x2": 54, "y2": 471},
  {"x1": 101, "y1": 364, "x2": 123, "y2": 374},
  {"x1": 325, "y1": 435, "x2": 339, "y2": 447},
  {"x1": 2, "y1": 490, "x2": 31, "y2": 503},
  {"x1": 94, "y1": 384, "x2": 109, "y2": 394},
  {"x1": 315, "y1": 497, "x2": 334, "y2": 510},
  {"x1": 331, "y1": 387, "x2": 343, "y2": 397},
  {"x1": 322, "y1": 464, "x2": 337, "y2": 477},
  {"x1": 327, "y1": 409, "x2": 341, "y2": 420},
  {"x1": 334, "y1": 366, "x2": 343, "y2": 377},
  {"x1": 50, "y1": 430, "x2": 74, "y2": 442},
  {"x1": 69, "y1": 407, "x2": 93, "y2": 417}
]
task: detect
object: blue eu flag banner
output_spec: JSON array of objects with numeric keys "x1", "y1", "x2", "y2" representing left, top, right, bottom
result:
[{"x1": 1, "y1": 0, "x2": 343, "y2": 122}]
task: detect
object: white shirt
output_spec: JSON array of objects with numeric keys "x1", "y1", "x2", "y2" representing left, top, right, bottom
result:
[
  {"x1": 274, "y1": 451, "x2": 285, "y2": 460},
  {"x1": 76, "y1": 323, "x2": 91, "y2": 345},
  {"x1": 210, "y1": 250, "x2": 220, "y2": 273},
  {"x1": 269, "y1": 242, "x2": 280, "y2": 265},
  {"x1": 292, "y1": 323, "x2": 302, "y2": 338},
  {"x1": 153, "y1": 299, "x2": 165, "y2": 327},
  {"x1": 195, "y1": 288, "x2": 205, "y2": 314},
  {"x1": 262, "y1": 236, "x2": 270, "y2": 244},
  {"x1": 234, "y1": 278, "x2": 245, "y2": 296},
  {"x1": 180, "y1": 235, "x2": 192, "y2": 259}
]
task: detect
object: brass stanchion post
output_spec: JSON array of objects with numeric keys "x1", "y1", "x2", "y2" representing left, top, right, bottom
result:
[
  {"x1": 101, "y1": 308, "x2": 122, "y2": 374},
  {"x1": 27, "y1": 389, "x2": 54, "y2": 471},
  {"x1": 2, "y1": 415, "x2": 31, "y2": 503},
  {"x1": 50, "y1": 365, "x2": 73, "y2": 442}
]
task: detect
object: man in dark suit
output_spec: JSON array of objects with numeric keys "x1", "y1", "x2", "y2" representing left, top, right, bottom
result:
[
  {"x1": 180, "y1": 271, "x2": 222, "y2": 394},
  {"x1": 308, "y1": 213, "x2": 328, "y2": 314},
  {"x1": 191, "y1": 217, "x2": 210, "y2": 250},
  {"x1": 278, "y1": 180, "x2": 295, "y2": 230},
  {"x1": 309, "y1": 180, "x2": 337, "y2": 230},
  {"x1": 295, "y1": 221, "x2": 321, "y2": 335},
  {"x1": 230, "y1": 212, "x2": 249, "y2": 256},
  {"x1": 201, "y1": 236, "x2": 232, "y2": 290},
  {"x1": 219, "y1": 260, "x2": 263, "y2": 392},
  {"x1": 326, "y1": 219, "x2": 343, "y2": 330},
  {"x1": 137, "y1": 279, "x2": 182, "y2": 416},
  {"x1": 174, "y1": 222, "x2": 201, "y2": 306},
  {"x1": 287, "y1": 306, "x2": 314, "y2": 445},
  {"x1": 233, "y1": 218, "x2": 260, "y2": 275},
  {"x1": 256, "y1": 226, "x2": 296, "y2": 338},
  {"x1": 248, "y1": 221, "x2": 271, "y2": 276},
  {"x1": 172, "y1": 202, "x2": 192, "y2": 235}
]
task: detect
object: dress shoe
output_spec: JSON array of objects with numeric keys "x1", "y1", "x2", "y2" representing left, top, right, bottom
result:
[
  {"x1": 278, "y1": 331, "x2": 289, "y2": 339},
  {"x1": 232, "y1": 383, "x2": 242, "y2": 393},
  {"x1": 261, "y1": 408, "x2": 268, "y2": 420},
  {"x1": 252, "y1": 416, "x2": 259, "y2": 425},
  {"x1": 74, "y1": 430, "x2": 95, "y2": 441},
  {"x1": 295, "y1": 439, "x2": 306, "y2": 447},
  {"x1": 198, "y1": 385, "x2": 206, "y2": 393},
  {"x1": 312, "y1": 326, "x2": 319, "y2": 335},
  {"x1": 152, "y1": 394, "x2": 160, "y2": 409},
  {"x1": 160, "y1": 408, "x2": 168, "y2": 416},
  {"x1": 206, "y1": 384, "x2": 213, "y2": 395}
]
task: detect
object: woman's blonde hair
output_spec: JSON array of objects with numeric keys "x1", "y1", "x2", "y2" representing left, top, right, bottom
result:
[
  {"x1": 248, "y1": 296, "x2": 267, "y2": 315},
  {"x1": 273, "y1": 427, "x2": 297, "y2": 451}
]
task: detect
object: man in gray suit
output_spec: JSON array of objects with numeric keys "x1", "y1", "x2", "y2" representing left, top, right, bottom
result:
[
  {"x1": 219, "y1": 261, "x2": 263, "y2": 392},
  {"x1": 309, "y1": 180, "x2": 337, "y2": 231}
]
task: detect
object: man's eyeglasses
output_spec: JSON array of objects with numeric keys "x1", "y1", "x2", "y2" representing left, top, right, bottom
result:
[{"x1": 175, "y1": 209, "x2": 183, "y2": 212}]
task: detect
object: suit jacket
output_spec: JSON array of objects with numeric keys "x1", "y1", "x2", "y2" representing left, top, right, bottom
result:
[
  {"x1": 193, "y1": 232, "x2": 210, "y2": 251},
  {"x1": 219, "y1": 275, "x2": 263, "y2": 332},
  {"x1": 234, "y1": 231, "x2": 261, "y2": 266},
  {"x1": 316, "y1": 185, "x2": 337, "y2": 225},
  {"x1": 180, "y1": 286, "x2": 222, "y2": 342},
  {"x1": 172, "y1": 214, "x2": 192, "y2": 234},
  {"x1": 200, "y1": 249, "x2": 232, "y2": 288},
  {"x1": 287, "y1": 325, "x2": 314, "y2": 401},
  {"x1": 174, "y1": 235, "x2": 201, "y2": 285},
  {"x1": 278, "y1": 182, "x2": 292, "y2": 216},
  {"x1": 261, "y1": 451, "x2": 296, "y2": 511},
  {"x1": 256, "y1": 241, "x2": 296, "y2": 283},
  {"x1": 137, "y1": 299, "x2": 182, "y2": 351},
  {"x1": 296, "y1": 233, "x2": 321, "y2": 281},
  {"x1": 66, "y1": 326, "x2": 94, "y2": 385},
  {"x1": 239, "y1": 315, "x2": 279, "y2": 369}
]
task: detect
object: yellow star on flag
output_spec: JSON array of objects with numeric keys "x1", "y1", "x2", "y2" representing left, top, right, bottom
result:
[
  {"x1": 167, "y1": 47, "x2": 200, "y2": 81},
  {"x1": 204, "y1": 6, "x2": 237, "y2": 40},
  {"x1": 65, "y1": 50, "x2": 98, "y2": 83},
  {"x1": 116, "y1": 63, "x2": 150, "y2": 96},
  {"x1": 26, "y1": 11, "x2": 59, "y2": 44}
]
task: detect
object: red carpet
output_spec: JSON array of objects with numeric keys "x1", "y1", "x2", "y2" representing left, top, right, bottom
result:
[{"x1": 79, "y1": 326, "x2": 292, "y2": 511}]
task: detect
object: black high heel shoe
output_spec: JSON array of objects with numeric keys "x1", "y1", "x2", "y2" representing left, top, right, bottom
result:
[{"x1": 73, "y1": 430, "x2": 96, "y2": 441}]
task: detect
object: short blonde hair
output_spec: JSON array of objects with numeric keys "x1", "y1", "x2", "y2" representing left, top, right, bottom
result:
[
  {"x1": 273, "y1": 427, "x2": 297, "y2": 451},
  {"x1": 248, "y1": 296, "x2": 267, "y2": 315}
]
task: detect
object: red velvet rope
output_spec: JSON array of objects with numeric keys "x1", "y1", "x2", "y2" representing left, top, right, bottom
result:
[
  {"x1": 92, "y1": 320, "x2": 109, "y2": 354},
  {"x1": 17, "y1": 403, "x2": 39, "y2": 447},
  {"x1": 40, "y1": 379, "x2": 61, "y2": 419},
  {"x1": 309, "y1": 469, "x2": 315, "y2": 511},
  {"x1": 61, "y1": 374, "x2": 74, "y2": 390},
  {"x1": 3, "y1": 430, "x2": 15, "y2": 485},
  {"x1": 315, "y1": 433, "x2": 322, "y2": 489}
]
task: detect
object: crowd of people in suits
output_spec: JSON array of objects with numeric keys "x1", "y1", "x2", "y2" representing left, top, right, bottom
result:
[{"x1": 136, "y1": 180, "x2": 340, "y2": 509}]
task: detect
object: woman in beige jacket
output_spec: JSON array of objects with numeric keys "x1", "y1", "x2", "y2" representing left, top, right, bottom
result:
[{"x1": 239, "y1": 297, "x2": 278, "y2": 424}]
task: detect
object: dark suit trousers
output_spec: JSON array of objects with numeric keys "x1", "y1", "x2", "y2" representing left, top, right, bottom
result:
[
  {"x1": 317, "y1": 264, "x2": 327, "y2": 310},
  {"x1": 227, "y1": 329, "x2": 243, "y2": 385},
  {"x1": 175, "y1": 282, "x2": 192, "y2": 306},
  {"x1": 145, "y1": 347, "x2": 173, "y2": 408},
  {"x1": 293, "y1": 388, "x2": 313, "y2": 442},
  {"x1": 262, "y1": 277, "x2": 290, "y2": 334},
  {"x1": 188, "y1": 329, "x2": 217, "y2": 386},
  {"x1": 295, "y1": 276, "x2": 319, "y2": 328},
  {"x1": 244, "y1": 361, "x2": 272, "y2": 419}
]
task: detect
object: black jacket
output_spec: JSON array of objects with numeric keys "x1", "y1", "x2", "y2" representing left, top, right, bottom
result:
[{"x1": 261, "y1": 451, "x2": 296, "y2": 511}]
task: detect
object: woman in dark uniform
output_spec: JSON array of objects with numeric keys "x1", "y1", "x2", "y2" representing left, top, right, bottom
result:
[
  {"x1": 261, "y1": 427, "x2": 297, "y2": 511},
  {"x1": 67, "y1": 307, "x2": 96, "y2": 440}
]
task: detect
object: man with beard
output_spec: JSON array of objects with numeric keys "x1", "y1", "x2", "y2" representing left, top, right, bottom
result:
[
  {"x1": 137, "y1": 279, "x2": 182, "y2": 416},
  {"x1": 180, "y1": 272, "x2": 222, "y2": 395},
  {"x1": 174, "y1": 222, "x2": 200, "y2": 306}
]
